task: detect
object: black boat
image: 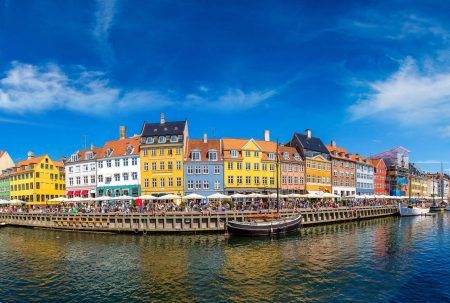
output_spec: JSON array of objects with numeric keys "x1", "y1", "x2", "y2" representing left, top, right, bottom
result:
[{"x1": 227, "y1": 213, "x2": 302, "y2": 236}]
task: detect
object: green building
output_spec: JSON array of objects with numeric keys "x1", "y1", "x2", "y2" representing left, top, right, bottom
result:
[{"x1": 0, "y1": 170, "x2": 11, "y2": 200}]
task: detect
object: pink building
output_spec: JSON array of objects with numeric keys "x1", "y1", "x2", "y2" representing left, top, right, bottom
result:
[{"x1": 279, "y1": 146, "x2": 305, "y2": 193}]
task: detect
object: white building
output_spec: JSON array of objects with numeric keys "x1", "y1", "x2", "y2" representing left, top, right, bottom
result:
[
  {"x1": 0, "y1": 150, "x2": 15, "y2": 171},
  {"x1": 96, "y1": 127, "x2": 141, "y2": 197},
  {"x1": 65, "y1": 145, "x2": 102, "y2": 198}
]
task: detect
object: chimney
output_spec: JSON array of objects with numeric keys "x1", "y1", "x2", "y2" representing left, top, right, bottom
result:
[
  {"x1": 160, "y1": 113, "x2": 165, "y2": 124},
  {"x1": 27, "y1": 151, "x2": 34, "y2": 160},
  {"x1": 264, "y1": 130, "x2": 270, "y2": 142},
  {"x1": 119, "y1": 126, "x2": 126, "y2": 140},
  {"x1": 90, "y1": 143, "x2": 95, "y2": 150},
  {"x1": 61, "y1": 156, "x2": 67, "y2": 163},
  {"x1": 203, "y1": 132, "x2": 208, "y2": 143},
  {"x1": 331, "y1": 140, "x2": 336, "y2": 148},
  {"x1": 305, "y1": 129, "x2": 311, "y2": 139}
]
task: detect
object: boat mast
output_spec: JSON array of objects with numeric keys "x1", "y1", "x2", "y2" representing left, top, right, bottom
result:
[
  {"x1": 441, "y1": 161, "x2": 444, "y2": 205},
  {"x1": 276, "y1": 138, "x2": 280, "y2": 213},
  {"x1": 408, "y1": 163, "x2": 412, "y2": 204}
]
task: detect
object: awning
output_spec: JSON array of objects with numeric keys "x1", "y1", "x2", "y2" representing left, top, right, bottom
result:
[
  {"x1": 67, "y1": 190, "x2": 74, "y2": 196},
  {"x1": 81, "y1": 190, "x2": 89, "y2": 196},
  {"x1": 74, "y1": 190, "x2": 81, "y2": 196}
]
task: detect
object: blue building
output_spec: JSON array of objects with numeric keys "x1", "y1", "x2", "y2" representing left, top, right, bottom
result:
[
  {"x1": 184, "y1": 135, "x2": 224, "y2": 196},
  {"x1": 352, "y1": 154, "x2": 375, "y2": 195}
]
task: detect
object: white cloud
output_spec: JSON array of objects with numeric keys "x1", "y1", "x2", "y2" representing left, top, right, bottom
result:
[
  {"x1": 186, "y1": 88, "x2": 277, "y2": 111},
  {"x1": 93, "y1": 0, "x2": 118, "y2": 64},
  {"x1": 0, "y1": 62, "x2": 172, "y2": 115},
  {"x1": 348, "y1": 57, "x2": 450, "y2": 128}
]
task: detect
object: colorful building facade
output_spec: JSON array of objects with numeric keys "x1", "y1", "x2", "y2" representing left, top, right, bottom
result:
[
  {"x1": 140, "y1": 114, "x2": 187, "y2": 196},
  {"x1": 325, "y1": 141, "x2": 356, "y2": 197},
  {"x1": 287, "y1": 129, "x2": 332, "y2": 193},
  {"x1": 372, "y1": 147, "x2": 410, "y2": 196},
  {"x1": 370, "y1": 158, "x2": 389, "y2": 195},
  {"x1": 222, "y1": 135, "x2": 277, "y2": 194},
  {"x1": 279, "y1": 145, "x2": 305, "y2": 194},
  {"x1": 96, "y1": 133, "x2": 141, "y2": 197},
  {"x1": 9, "y1": 152, "x2": 65, "y2": 203},
  {"x1": 184, "y1": 135, "x2": 224, "y2": 195},
  {"x1": 0, "y1": 150, "x2": 15, "y2": 172},
  {"x1": 0, "y1": 170, "x2": 10, "y2": 200},
  {"x1": 409, "y1": 163, "x2": 428, "y2": 198},
  {"x1": 351, "y1": 154, "x2": 374, "y2": 195},
  {"x1": 65, "y1": 145, "x2": 102, "y2": 198}
]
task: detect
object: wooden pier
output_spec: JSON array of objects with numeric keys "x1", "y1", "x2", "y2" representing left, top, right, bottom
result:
[{"x1": 0, "y1": 206, "x2": 399, "y2": 233}]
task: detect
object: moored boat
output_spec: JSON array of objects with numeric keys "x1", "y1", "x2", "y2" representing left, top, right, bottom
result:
[
  {"x1": 0, "y1": 222, "x2": 6, "y2": 227},
  {"x1": 399, "y1": 204, "x2": 430, "y2": 217},
  {"x1": 227, "y1": 213, "x2": 302, "y2": 236}
]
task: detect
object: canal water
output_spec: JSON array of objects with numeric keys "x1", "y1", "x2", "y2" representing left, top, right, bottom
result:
[{"x1": 1, "y1": 214, "x2": 449, "y2": 303}]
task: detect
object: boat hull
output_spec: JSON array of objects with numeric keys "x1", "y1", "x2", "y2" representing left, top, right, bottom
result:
[
  {"x1": 399, "y1": 206, "x2": 430, "y2": 216},
  {"x1": 227, "y1": 214, "x2": 302, "y2": 236}
]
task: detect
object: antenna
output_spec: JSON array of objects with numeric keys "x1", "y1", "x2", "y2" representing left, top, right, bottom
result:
[{"x1": 83, "y1": 135, "x2": 88, "y2": 149}]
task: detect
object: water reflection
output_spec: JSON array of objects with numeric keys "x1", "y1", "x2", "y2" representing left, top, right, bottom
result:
[{"x1": 1, "y1": 214, "x2": 449, "y2": 302}]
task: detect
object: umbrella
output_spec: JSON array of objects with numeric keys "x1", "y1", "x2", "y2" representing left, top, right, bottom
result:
[
  {"x1": 182, "y1": 193, "x2": 206, "y2": 200},
  {"x1": 230, "y1": 193, "x2": 247, "y2": 199},
  {"x1": 267, "y1": 193, "x2": 288, "y2": 199},
  {"x1": 157, "y1": 194, "x2": 181, "y2": 200},
  {"x1": 0, "y1": 199, "x2": 10, "y2": 205},
  {"x1": 9, "y1": 199, "x2": 26, "y2": 205},
  {"x1": 138, "y1": 194, "x2": 157, "y2": 200},
  {"x1": 112, "y1": 195, "x2": 133, "y2": 201},
  {"x1": 48, "y1": 197, "x2": 66, "y2": 202},
  {"x1": 287, "y1": 193, "x2": 303, "y2": 198},
  {"x1": 246, "y1": 193, "x2": 267, "y2": 198},
  {"x1": 305, "y1": 192, "x2": 323, "y2": 199},
  {"x1": 93, "y1": 196, "x2": 111, "y2": 201},
  {"x1": 322, "y1": 192, "x2": 340, "y2": 198},
  {"x1": 207, "y1": 193, "x2": 231, "y2": 200}
]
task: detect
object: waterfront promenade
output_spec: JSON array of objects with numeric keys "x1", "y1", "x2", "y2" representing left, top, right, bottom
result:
[{"x1": 0, "y1": 205, "x2": 398, "y2": 233}]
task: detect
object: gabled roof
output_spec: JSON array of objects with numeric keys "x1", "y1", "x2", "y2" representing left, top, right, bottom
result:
[
  {"x1": 279, "y1": 146, "x2": 303, "y2": 163},
  {"x1": 98, "y1": 137, "x2": 140, "y2": 158},
  {"x1": 350, "y1": 154, "x2": 373, "y2": 166},
  {"x1": 293, "y1": 133, "x2": 329, "y2": 154},
  {"x1": 141, "y1": 121, "x2": 186, "y2": 137},
  {"x1": 12, "y1": 155, "x2": 63, "y2": 172},
  {"x1": 222, "y1": 138, "x2": 277, "y2": 160},
  {"x1": 325, "y1": 145, "x2": 355, "y2": 162},
  {"x1": 186, "y1": 139, "x2": 222, "y2": 161},
  {"x1": 66, "y1": 147, "x2": 103, "y2": 163}
]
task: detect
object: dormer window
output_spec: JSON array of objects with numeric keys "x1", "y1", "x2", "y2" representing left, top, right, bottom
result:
[
  {"x1": 126, "y1": 145, "x2": 134, "y2": 155},
  {"x1": 158, "y1": 136, "x2": 166, "y2": 143},
  {"x1": 71, "y1": 154, "x2": 79, "y2": 162},
  {"x1": 208, "y1": 150, "x2": 218, "y2": 161},
  {"x1": 146, "y1": 137, "x2": 154, "y2": 144},
  {"x1": 170, "y1": 135, "x2": 178, "y2": 143},
  {"x1": 191, "y1": 151, "x2": 201, "y2": 161},
  {"x1": 231, "y1": 150, "x2": 238, "y2": 158},
  {"x1": 294, "y1": 154, "x2": 300, "y2": 161},
  {"x1": 106, "y1": 148, "x2": 113, "y2": 157},
  {"x1": 283, "y1": 152, "x2": 289, "y2": 160},
  {"x1": 86, "y1": 152, "x2": 93, "y2": 160},
  {"x1": 268, "y1": 153, "x2": 275, "y2": 160}
]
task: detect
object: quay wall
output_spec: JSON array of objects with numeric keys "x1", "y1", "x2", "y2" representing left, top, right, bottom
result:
[{"x1": 0, "y1": 206, "x2": 399, "y2": 233}]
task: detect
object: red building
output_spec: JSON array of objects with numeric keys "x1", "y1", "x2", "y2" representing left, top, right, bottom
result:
[{"x1": 370, "y1": 158, "x2": 389, "y2": 195}]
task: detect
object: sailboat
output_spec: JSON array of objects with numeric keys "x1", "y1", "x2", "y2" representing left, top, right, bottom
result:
[
  {"x1": 226, "y1": 139, "x2": 302, "y2": 236},
  {"x1": 430, "y1": 162, "x2": 447, "y2": 212},
  {"x1": 399, "y1": 162, "x2": 430, "y2": 216}
]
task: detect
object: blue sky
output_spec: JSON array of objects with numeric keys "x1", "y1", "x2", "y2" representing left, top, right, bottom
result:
[{"x1": 0, "y1": 0, "x2": 449, "y2": 173}]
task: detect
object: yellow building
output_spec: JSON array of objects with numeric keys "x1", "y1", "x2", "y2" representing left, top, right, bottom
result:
[
  {"x1": 409, "y1": 163, "x2": 428, "y2": 198},
  {"x1": 287, "y1": 129, "x2": 332, "y2": 193},
  {"x1": 222, "y1": 136, "x2": 277, "y2": 194},
  {"x1": 9, "y1": 152, "x2": 66, "y2": 203},
  {"x1": 139, "y1": 114, "x2": 188, "y2": 196}
]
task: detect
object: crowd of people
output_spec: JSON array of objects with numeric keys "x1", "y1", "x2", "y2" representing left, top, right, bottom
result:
[{"x1": 0, "y1": 197, "x2": 400, "y2": 215}]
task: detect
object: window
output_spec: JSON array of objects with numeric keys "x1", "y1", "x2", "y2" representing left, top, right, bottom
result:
[
  {"x1": 176, "y1": 147, "x2": 181, "y2": 155},
  {"x1": 245, "y1": 163, "x2": 251, "y2": 170},
  {"x1": 106, "y1": 160, "x2": 112, "y2": 168},
  {"x1": 187, "y1": 166, "x2": 193, "y2": 175},
  {"x1": 160, "y1": 178, "x2": 165, "y2": 187},
  {"x1": 144, "y1": 178, "x2": 149, "y2": 188},
  {"x1": 203, "y1": 181, "x2": 209, "y2": 189},
  {"x1": 144, "y1": 163, "x2": 149, "y2": 171},
  {"x1": 269, "y1": 153, "x2": 275, "y2": 160},
  {"x1": 188, "y1": 180, "x2": 194, "y2": 190},
  {"x1": 237, "y1": 162, "x2": 242, "y2": 170},
  {"x1": 237, "y1": 176, "x2": 242, "y2": 184},
  {"x1": 160, "y1": 162, "x2": 165, "y2": 170},
  {"x1": 203, "y1": 166, "x2": 209, "y2": 174},
  {"x1": 262, "y1": 163, "x2": 267, "y2": 171},
  {"x1": 98, "y1": 161, "x2": 103, "y2": 169},
  {"x1": 168, "y1": 178, "x2": 173, "y2": 187},
  {"x1": 262, "y1": 177, "x2": 267, "y2": 185},
  {"x1": 83, "y1": 176, "x2": 88, "y2": 184},
  {"x1": 151, "y1": 148, "x2": 156, "y2": 156},
  {"x1": 123, "y1": 158, "x2": 129, "y2": 166},
  {"x1": 246, "y1": 176, "x2": 251, "y2": 184},
  {"x1": 270, "y1": 164, "x2": 275, "y2": 171},
  {"x1": 114, "y1": 174, "x2": 120, "y2": 182},
  {"x1": 254, "y1": 163, "x2": 259, "y2": 170},
  {"x1": 195, "y1": 166, "x2": 201, "y2": 174},
  {"x1": 76, "y1": 177, "x2": 81, "y2": 185},
  {"x1": 228, "y1": 176, "x2": 234, "y2": 184},
  {"x1": 132, "y1": 172, "x2": 138, "y2": 180},
  {"x1": 208, "y1": 151, "x2": 218, "y2": 161},
  {"x1": 146, "y1": 137, "x2": 154, "y2": 144},
  {"x1": 106, "y1": 148, "x2": 113, "y2": 157},
  {"x1": 98, "y1": 175, "x2": 103, "y2": 183},
  {"x1": 143, "y1": 149, "x2": 148, "y2": 156},
  {"x1": 231, "y1": 150, "x2": 238, "y2": 158},
  {"x1": 152, "y1": 162, "x2": 157, "y2": 171},
  {"x1": 123, "y1": 173, "x2": 129, "y2": 181},
  {"x1": 168, "y1": 161, "x2": 173, "y2": 170},
  {"x1": 158, "y1": 136, "x2": 166, "y2": 143},
  {"x1": 214, "y1": 181, "x2": 220, "y2": 190},
  {"x1": 168, "y1": 148, "x2": 172, "y2": 156},
  {"x1": 254, "y1": 151, "x2": 259, "y2": 157},
  {"x1": 191, "y1": 151, "x2": 201, "y2": 161},
  {"x1": 214, "y1": 166, "x2": 220, "y2": 174},
  {"x1": 176, "y1": 161, "x2": 181, "y2": 170},
  {"x1": 152, "y1": 178, "x2": 157, "y2": 188},
  {"x1": 195, "y1": 180, "x2": 201, "y2": 189},
  {"x1": 282, "y1": 176, "x2": 287, "y2": 185},
  {"x1": 228, "y1": 162, "x2": 233, "y2": 170},
  {"x1": 245, "y1": 151, "x2": 251, "y2": 157},
  {"x1": 176, "y1": 177, "x2": 182, "y2": 187},
  {"x1": 170, "y1": 135, "x2": 178, "y2": 143},
  {"x1": 69, "y1": 178, "x2": 73, "y2": 186}
]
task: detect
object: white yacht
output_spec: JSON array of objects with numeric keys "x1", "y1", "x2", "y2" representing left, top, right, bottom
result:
[{"x1": 399, "y1": 203, "x2": 430, "y2": 216}]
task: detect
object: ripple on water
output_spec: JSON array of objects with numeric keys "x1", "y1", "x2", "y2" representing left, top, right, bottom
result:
[{"x1": 1, "y1": 214, "x2": 450, "y2": 302}]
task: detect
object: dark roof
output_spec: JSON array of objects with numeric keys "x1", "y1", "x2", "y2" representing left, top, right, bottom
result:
[
  {"x1": 293, "y1": 133, "x2": 329, "y2": 154},
  {"x1": 141, "y1": 121, "x2": 186, "y2": 137}
]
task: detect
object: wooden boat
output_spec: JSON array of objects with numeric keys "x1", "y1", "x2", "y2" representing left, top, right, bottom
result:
[
  {"x1": 0, "y1": 222, "x2": 6, "y2": 227},
  {"x1": 227, "y1": 213, "x2": 302, "y2": 236}
]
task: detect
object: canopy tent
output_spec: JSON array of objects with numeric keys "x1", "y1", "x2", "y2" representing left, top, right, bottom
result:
[
  {"x1": 48, "y1": 197, "x2": 67, "y2": 203},
  {"x1": 157, "y1": 194, "x2": 182, "y2": 200},
  {"x1": 93, "y1": 196, "x2": 111, "y2": 202},
  {"x1": 305, "y1": 192, "x2": 323, "y2": 199},
  {"x1": 287, "y1": 193, "x2": 304, "y2": 198},
  {"x1": 9, "y1": 199, "x2": 26, "y2": 205},
  {"x1": 26, "y1": 201, "x2": 62, "y2": 206},
  {"x1": 0, "y1": 199, "x2": 10, "y2": 205},
  {"x1": 207, "y1": 193, "x2": 231, "y2": 200},
  {"x1": 111, "y1": 195, "x2": 133, "y2": 201},
  {"x1": 182, "y1": 193, "x2": 206, "y2": 200},
  {"x1": 246, "y1": 193, "x2": 267, "y2": 199},
  {"x1": 322, "y1": 192, "x2": 340, "y2": 198}
]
